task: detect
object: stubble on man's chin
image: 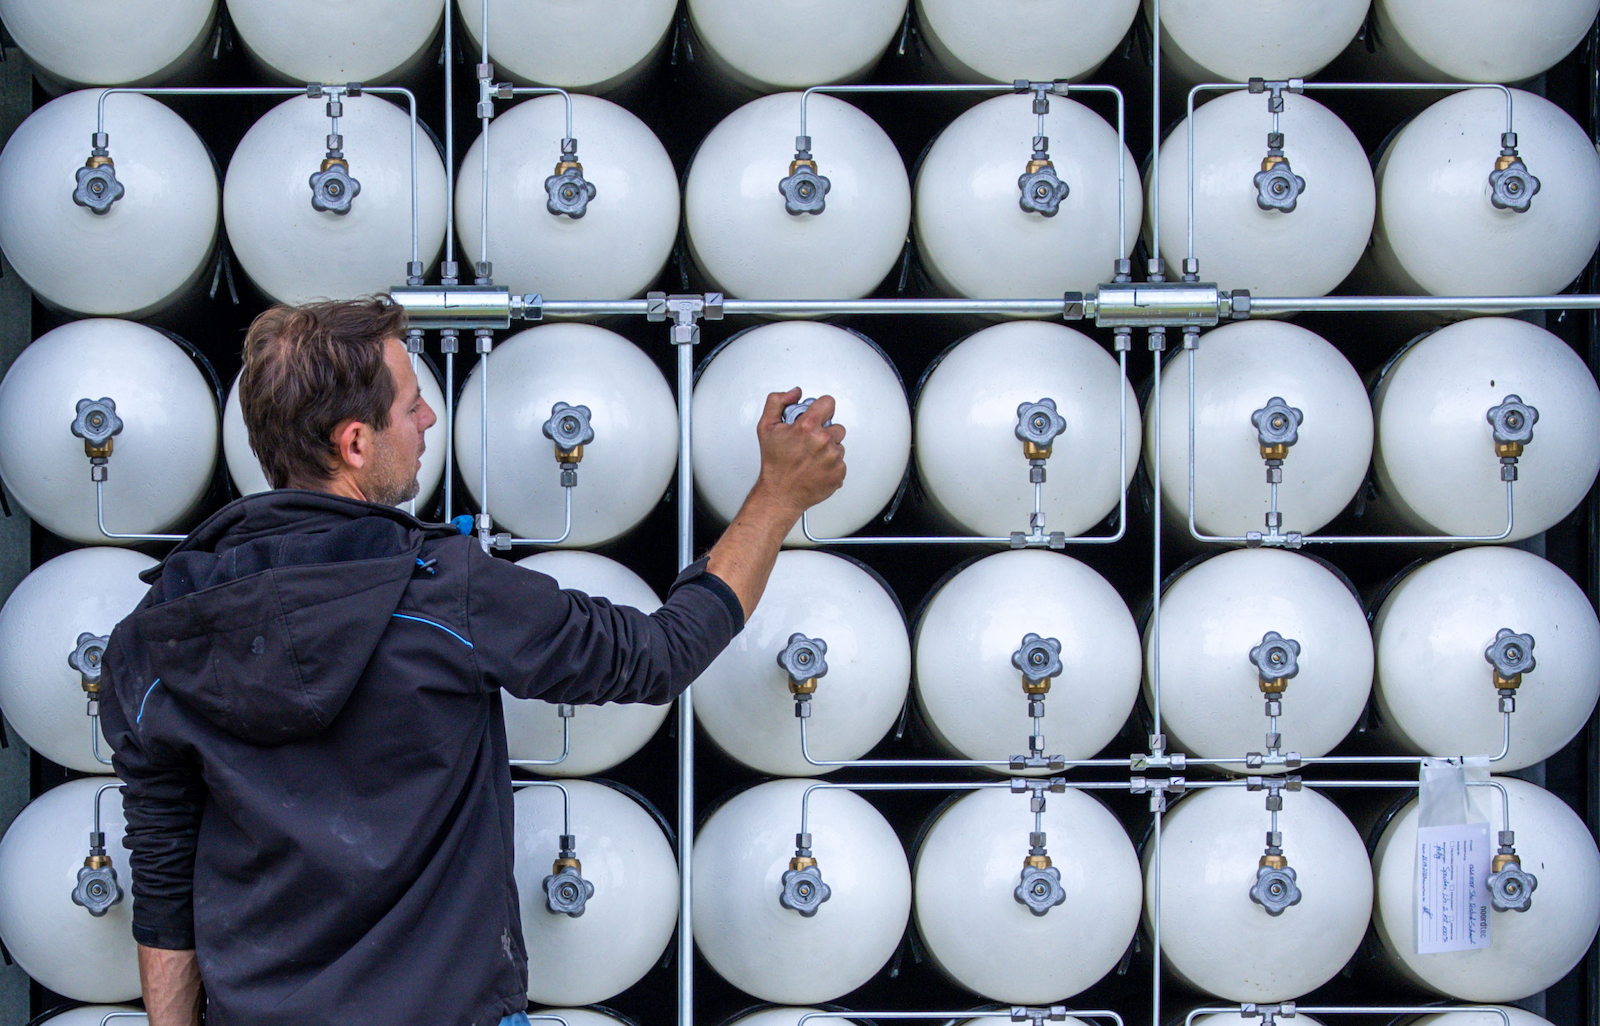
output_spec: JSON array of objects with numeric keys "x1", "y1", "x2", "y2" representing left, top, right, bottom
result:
[{"x1": 366, "y1": 437, "x2": 422, "y2": 507}]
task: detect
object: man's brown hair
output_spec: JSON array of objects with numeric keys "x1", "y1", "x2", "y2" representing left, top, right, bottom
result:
[{"x1": 238, "y1": 297, "x2": 407, "y2": 489}]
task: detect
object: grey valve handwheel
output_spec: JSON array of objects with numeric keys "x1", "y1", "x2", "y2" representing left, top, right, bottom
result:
[
  {"x1": 1254, "y1": 160, "x2": 1306, "y2": 213},
  {"x1": 1487, "y1": 861, "x2": 1537, "y2": 912},
  {"x1": 1014, "y1": 864, "x2": 1067, "y2": 916},
  {"x1": 68, "y1": 632, "x2": 109, "y2": 686},
  {"x1": 1011, "y1": 633, "x2": 1063, "y2": 684},
  {"x1": 543, "y1": 864, "x2": 595, "y2": 917},
  {"x1": 309, "y1": 163, "x2": 361, "y2": 214},
  {"x1": 779, "y1": 863, "x2": 831, "y2": 916},
  {"x1": 1249, "y1": 631, "x2": 1301, "y2": 682},
  {"x1": 72, "y1": 397, "x2": 123, "y2": 446},
  {"x1": 777, "y1": 633, "x2": 829, "y2": 685},
  {"x1": 72, "y1": 863, "x2": 123, "y2": 917},
  {"x1": 1249, "y1": 864, "x2": 1301, "y2": 916},
  {"x1": 73, "y1": 164, "x2": 124, "y2": 214},
  {"x1": 1487, "y1": 395, "x2": 1538, "y2": 447},
  {"x1": 1484, "y1": 628, "x2": 1536, "y2": 679},
  {"x1": 542, "y1": 402, "x2": 595, "y2": 452},
  {"x1": 1251, "y1": 397, "x2": 1302, "y2": 449}
]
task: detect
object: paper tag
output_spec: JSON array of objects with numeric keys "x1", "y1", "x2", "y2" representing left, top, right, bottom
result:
[{"x1": 1416, "y1": 821, "x2": 1492, "y2": 953}]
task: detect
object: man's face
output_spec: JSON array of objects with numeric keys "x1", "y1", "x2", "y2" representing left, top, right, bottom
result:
[{"x1": 361, "y1": 337, "x2": 437, "y2": 506}]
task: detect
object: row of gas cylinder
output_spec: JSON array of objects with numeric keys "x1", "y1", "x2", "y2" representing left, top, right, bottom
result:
[
  {"x1": 8, "y1": 532, "x2": 1599, "y2": 779},
  {"x1": 5, "y1": 765, "x2": 1597, "y2": 1013},
  {"x1": 4, "y1": 0, "x2": 1597, "y2": 95},
  {"x1": 4, "y1": 82, "x2": 1599, "y2": 320},
  {"x1": 1, "y1": 312, "x2": 1596, "y2": 550}
]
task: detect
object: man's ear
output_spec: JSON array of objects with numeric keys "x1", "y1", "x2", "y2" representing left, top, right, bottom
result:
[{"x1": 332, "y1": 419, "x2": 369, "y2": 471}]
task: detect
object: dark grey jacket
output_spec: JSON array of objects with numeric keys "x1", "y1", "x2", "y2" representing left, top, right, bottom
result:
[{"x1": 99, "y1": 490, "x2": 742, "y2": 1026}]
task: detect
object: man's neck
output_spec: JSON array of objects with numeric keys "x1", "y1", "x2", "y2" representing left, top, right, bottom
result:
[{"x1": 287, "y1": 473, "x2": 369, "y2": 503}]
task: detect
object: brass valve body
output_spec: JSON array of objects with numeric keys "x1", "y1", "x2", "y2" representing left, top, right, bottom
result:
[
  {"x1": 789, "y1": 855, "x2": 817, "y2": 872},
  {"x1": 1496, "y1": 440, "x2": 1525, "y2": 459},
  {"x1": 1259, "y1": 676, "x2": 1289, "y2": 695},
  {"x1": 1259, "y1": 443, "x2": 1288, "y2": 461},
  {"x1": 1495, "y1": 154, "x2": 1518, "y2": 172},
  {"x1": 320, "y1": 157, "x2": 349, "y2": 173},
  {"x1": 1025, "y1": 158, "x2": 1054, "y2": 175},
  {"x1": 1022, "y1": 677, "x2": 1052, "y2": 696},
  {"x1": 1494, "y1": 671, "x2": 1523, "y2": 690},
  {"x1": 1022, "y1": 440, "x2": 1053, "y2": 461},
  {"x1": 83, "y1": 439, "x2": 114, "y2": 460},
  {"x1": 86, "y1": 854, "x2": 112, "y2": 870},
  {"x1": 1023, "y1": 854, "x2": 1052, "y2": 870},
  {"x1": 789, "y1": 158, "x2": 817, "y2": 176},
  {"x1": 1261, "y1": 155, "x2": 1287, "y2": 172},
  {"x1": 551, "y1": 856, "x2": 581, "y2": 874},
  {"x1": 1259, "y1": 853, "x2": 1287, "y2": 870},
  {"x1": 554, "y1": 160, "x2": 583, "y2": 175},
  {"x1": 1492, "y1": 852, "x2": 1521, "y2": 874},
  {"x1": 556, "y1": 445, "x2": 584, "y2": 464},
  {"x1": 85, "y1": 155, "x2": 114, "y2": 169},
  {"x1": 789, "y1": 677, "x2": 818, "y2": 696}
]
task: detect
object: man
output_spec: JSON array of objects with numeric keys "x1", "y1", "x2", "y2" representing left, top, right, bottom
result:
[{"x1": 99, "y1": 298, "x2": 847, "y2": 1026}]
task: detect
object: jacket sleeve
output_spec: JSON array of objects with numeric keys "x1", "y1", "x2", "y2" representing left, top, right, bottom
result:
[
  {"x1": 467, "y1": 548, "x2": 744, "y2": 705},
  {"x1": 99, "y1": 626, "x2": 206, "y2": 950}
]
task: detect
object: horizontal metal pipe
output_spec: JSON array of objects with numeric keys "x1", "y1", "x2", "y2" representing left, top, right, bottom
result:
[{"x1": 1250, "y1": 293, "x2": 1600, "y2": 313}]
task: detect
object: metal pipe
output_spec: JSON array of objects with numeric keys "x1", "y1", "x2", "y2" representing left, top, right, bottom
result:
[
  {"x1": 674, "y1": 336, "x2": 696, "y2": 1026},
  {"x1": 798, "y1": 1012, "x2": 1124, "y2": 1026},
  {"x1": 720, "y1": 297, "x2": 1074, "y2": 316},
  {"x1": 96, "y1": 85, "x2": 423, "y2": 268},
  {"x1": 1186, "y1": 1007, "x2": 1509, "y2": 1026},
  {"x1": 1183, "y1": 347, "x2": 1517, "y2": 547},
  {"x1": 1149, "y1": 344, "x2": 1164, "y2": 742},
  {"x1": 798, "y1": 349, "x2": 1129, "y2": 547},
  {"x1": 96, "y1": 480, "x2": 185, "y2": 542},
  {"x1": 1249, "y1": 293, "x2": 1600, "y2": 314},
  {"x1": 797, "y1": 715, "x2": 1129, "y2": 770},
  {"x1": 509, "y1": 86, "x2": 576, "y2": 138},
  {"x1": 503, "y1": 485, "x2": 573, "y2": 546},
  {"x1": 508, "y1": 778, "x2": 571, "y2": 836},
  {"x1": 797, "y1": 779, "x2": 1130, "y2": 837},
  {"x1": 508, "y1": 711, "x2": 571, "y2": 767},
  {"x1": 91, "y1": 715, "x2": 113, "y2": 766},
  {"x1": 93, "y1": 780, "x2": 119, "y2": 836},
  {"x1": 1185, "y1": 81, "x2": 1515, "y2": 265},
  {"x1": 1150, "y1": 0, "x2": 1163, "y2": 260},
  {"x1": 443, "y1": 0, "x2": 455, "y2": 266},
  {"x1": 444, "y1": 351, "x2": 455, "y2": 518}
]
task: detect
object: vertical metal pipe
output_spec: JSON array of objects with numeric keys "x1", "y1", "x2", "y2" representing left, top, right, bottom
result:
[
  {"x1": 1150, "y1": 0, "x2": 1162, "y2": 261},
  {"x1": 675, "y1": 338, "x2": 696, "y2": 1026},
  {"x1": 444, "y1": 351, "x2": 455, "y2": 518},
  {"x1": 1151, "y1": 803, "x2": 1164, "y2": 1026},
  {"x1": 1150, "y1": 345, "x2": 1163, "y2": 738},
  {"x1": 443, "y1": 2, "x2": 456, "y2": 264}
]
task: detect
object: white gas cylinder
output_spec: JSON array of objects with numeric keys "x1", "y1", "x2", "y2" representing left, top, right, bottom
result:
[
  {"x1": 457, "y1": 0, "x2": 676, "y2": 91},
  {"x1": 1147, "y1": 549, "x2": 1373, "y2": 766},
  {"x1": 507, "y1": 552, "x2": 671, "y2": 777},
  {"x1": 916, "y1": 321, "x2": 1138, "y2": 539},
  {"x1": 693, "y1": 549, "x2": 910, "y2": 777},
  {"x1": 914, "y1": 787, "x2": 1141, "y2": 1002},
  {"x1": 692, "y1": 778, "x2": 911, "y2": 1003},
  {"x1": 1369, "y1": 0, "x2": 1600, "y2": 83},
  {"x1": 0, "y1": 547, "x2": 155, "y2": 773},
  {"x1": 1368, "y1": 89, "x2": 1600, "y2": 298},
  {"x1": 686, "y1": 0, "x2": 905, "y2": 93},
  {"x1": 1411, "y1": 1009, "x2": 1555, "y2": 1026},
  {"x1": 1150, "y1": 89, "x2": 1375, "y2": 298},
  {"x1": 1145, "y1": 784, "x2": 1372, "y2": 1001},
  {"x1": 916, "y1": 550, "x2": 1141, "y2": 768},
  {"x1": 455, "y1": 323, "x2": 678, "y2": 547},
  {"x1": 723, "y1": 1009, "x2": 852, "y2": 1026},
  {"x1": 1146, "y1": 320, "x2": 1373, "y2": 540},
  {"x1": 0, "y1": 90, "x2": 217, "y2": 318},
  {"x1": 684, "y1": 93, "x2": 911, "y2": 301},
  {"x1": 1370, "y1": 317, "x2": 1600, "y2": 541},
  {"x1": 227, "y1": 0, "x2": 443, "y2": 84},
  {"x1": 513, "y1": 780, "x2": 678, "y2": 1005},
  {"x1": 0, "y1": 778, "x2": 139, "y2": 1001},
  {"x1": 0, "y1": 319, "x2": 218, "y2": 545},
  {"x1": 914, "y1": 94, "x2": 1141, "y2": 301},
  {"x1": 223, "y1": 363, "x2": 446, "y2": 506},
  {"x1": 456, "y1": 94, "x2": 678, "y2": 301},
  {"x1": 1372, "y1": 776, "x2": 1600, "y2": 1001},
  {"x1": 37, "y1": 1006, "x2": 145, "y2": 1026},
  {"x1": 1374, "y1": 547, "x2": 1600, "y2": 770},
  {"x1": 224, "y1": 94, "x2": 448, "y2": 305},
  {"x1": 916, "y1": 0, "x2": 1139, "y2": 83},
  {"x1": 692, "y1": 322, "x2": 911, "y2": 545},
  {"x1": 0, "y1": 0, "x2": 214, "y2": 88},
  {"x1": 1151, "y1": 0, "x2": 1368, "y2": 82}
]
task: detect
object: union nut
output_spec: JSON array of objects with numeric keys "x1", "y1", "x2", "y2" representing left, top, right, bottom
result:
[
  {"x1": 1248, "y1": 862, "x2": 1301, "y2": 916},
  {"x1": 779, "y1": 859, "x2": 831, "y2": 916},
  {"x1": 543, "y1": 858, "x2": 595, "y2": 917},
  {"x1": 71, "y1": 857, "x2": 124, "y2": 917},
  {"x1": 1014, "y1": 860, "x2": 1067, "y2": 916}
]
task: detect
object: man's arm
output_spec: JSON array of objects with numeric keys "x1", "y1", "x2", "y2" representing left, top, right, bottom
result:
[
  {"x1": 704, "y1": 387, "x2": 847, "y2": 620},
  {"x1": 138, "y1": 945, "x2": 204, "y2": 1026},
  {"x1": 472, "y1": 386, "x2": 845, "y2": 705}
]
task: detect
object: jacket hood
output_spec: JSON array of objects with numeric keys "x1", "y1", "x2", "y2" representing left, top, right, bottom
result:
[{"x1": 116, "y1": 490, "x2": 456, "y2": 745}]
